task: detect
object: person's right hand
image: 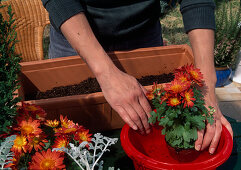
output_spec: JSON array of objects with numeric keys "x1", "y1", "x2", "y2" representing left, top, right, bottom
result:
[
  {"x1": 96, "y1": 67, "x2": 152, "y2": 134},
  {"x1": 59, "y1": 12, "x2": 152, "y2": 134}
]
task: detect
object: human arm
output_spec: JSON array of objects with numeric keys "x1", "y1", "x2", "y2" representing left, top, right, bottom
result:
[
  {"x1": 180, "y1": 0, "x2": 233, "y2": 153},
  {"x1": 179, "y1": 0, "x2": 233, "y2": 154},
  {"x1": 48, "y1": 11, "x2": 152, "y2": 134},
  {"x1": 188, "y1": 29, "x2": 233, "y2": 154}
]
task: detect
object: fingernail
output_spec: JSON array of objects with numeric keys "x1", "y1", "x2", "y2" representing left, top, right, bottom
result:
[
  {"x1": 195, "y1": 145, "x2": 201, "y2": 151},
  {"x1": 146, "y1": 129, "x2": 151, "y2": 134},
  {"x1": 209, "y1": 148, "x2": 215, "y2": 154},
  {"x1": 132, "y1": 125, "x2": 138, "y2": 130}
]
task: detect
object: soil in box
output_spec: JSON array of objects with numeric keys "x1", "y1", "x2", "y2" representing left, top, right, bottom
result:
[{"x1": 26, "y1": 73, "x2": 174, "y2": 100}]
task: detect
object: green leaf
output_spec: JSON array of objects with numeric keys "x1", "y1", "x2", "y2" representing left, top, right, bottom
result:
[
  {"x1": 161, "y1": 128, "x2": 166, "y2": 135},
  {"x1": 159, "y1": 117, "x2": 169, "y2": 127},
  {"x1": 148, "y1": 111, "x2": 157, "y2": 124},
  {"x1": 191, "y1": 106, "x2": 198, "y2": 112},
  {"x1": 172, "y1": 138, "x2": 182, "y2": 146},
  {"x1": 188, "y1": 115, "x2": 206, "y2": 130}
]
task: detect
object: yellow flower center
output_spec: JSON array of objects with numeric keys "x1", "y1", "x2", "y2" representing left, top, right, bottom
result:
[
  {"x1": 41, "y1": 159, "x2": 55, "y2": 169},
  {"x1": 33, "y1": 137, "x2": 40, "y2": 144},
  {"x1": 190, "y1": 71, "x2": 198, "y2": 79},
  {"x1": 185, "y1": 93, "x2": 191, "y2": 102},
  {"x1": 79, "y1": 134, "x2": 88, "y2": 141},
  {"x1": 22, "y1": 125, "x2": 34, "y2": 135},
  {"x1": 62, "y1": 122, "x2": 68, "y2": 128},
  {"x1": 171, "y1": 84, "x2": 182, "y2": 92},
  {"x1": 15, "y1": 136, "x2": 25, "y2": 147},
  {"x1": 170, "y1": 98, "x2": 180, "y2": 106},
  {"x1": 60, "y1": 141, "x2": 67, "y2": 147},
  {"x1": 180, "y1": 77, "x2": 187, "y2": 82}
]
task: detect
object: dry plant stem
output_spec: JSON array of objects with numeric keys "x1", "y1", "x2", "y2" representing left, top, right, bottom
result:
[
  {"x1": 188, "y1": 29, "x2": 233, "y2": 154},
  {"x1": 60, "y1": 12, "x2": 151, "y2": 134}
]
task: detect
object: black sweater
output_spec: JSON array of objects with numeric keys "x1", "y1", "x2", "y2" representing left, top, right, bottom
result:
[{"x1": 42, "y1": 0, "x2": 215, "y2": 43}]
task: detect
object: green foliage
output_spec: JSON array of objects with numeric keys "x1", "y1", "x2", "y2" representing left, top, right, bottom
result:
[
  {"x1": 0, "y1": 0, "x2": 21, "y2": 134},
  {"x1": 149, "y1": 87, "x2": 214, "y2": 149},
  {"x1": 214, "y1": 0, "x2": 241, "y2": 68},
  {"x1": 148, "y1": 65, "x2": 214, "y2": 149},
  {"x1": 0, "y1": 135, "x2": 16, "y2": 169}
]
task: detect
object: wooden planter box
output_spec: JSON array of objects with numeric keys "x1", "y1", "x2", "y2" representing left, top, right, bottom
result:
[{"x1": 18, "y1": 45, "x2": 194, "y2": 132}]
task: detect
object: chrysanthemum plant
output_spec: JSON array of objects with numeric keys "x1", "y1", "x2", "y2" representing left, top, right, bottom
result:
[
  {"x1": 147, "y1": 64, "x2": 214, "y2": 149},
  {"x1": 1, "y1": 102, "x2": 118, "y2": 169}
]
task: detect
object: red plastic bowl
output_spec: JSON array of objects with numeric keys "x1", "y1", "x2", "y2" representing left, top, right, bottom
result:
[{"x1": 120, "y1": 125, "x2": 233, "y2": 170}]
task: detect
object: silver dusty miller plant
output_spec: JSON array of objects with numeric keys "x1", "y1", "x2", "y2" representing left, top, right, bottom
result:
[
  {"x1": 0, "y1": 135, "x2": 16, "y2": 169},
  {"x1": 53, "y1": 133, "x2": 118, "y2": 170}
]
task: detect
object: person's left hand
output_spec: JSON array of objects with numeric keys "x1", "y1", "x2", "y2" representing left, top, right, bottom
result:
[{"x1": 195, "y1": 92, "x2": 233, "y2": 154}]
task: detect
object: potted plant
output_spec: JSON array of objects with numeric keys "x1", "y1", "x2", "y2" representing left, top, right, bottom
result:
[
  {"x1": 120, "y1": 64, "x2": 233, "y2": 169},
  {"x1": 214, "y1": 0, "x2": 241, "y2": 87},
  {"x1": 147, "y1": 64, "x2": 215, "y2": 162},
  {"x1": 18, "y1": 45, "x2": 194, "y2": 132},
  {"x1": 0, "y1": 0, "x2": 21, "y2": 135}
]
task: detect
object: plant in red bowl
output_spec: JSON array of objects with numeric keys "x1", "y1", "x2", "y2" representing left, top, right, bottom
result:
[
  {"x1": 147, "y1": 64, "x2": 214, "y2": 162},
  {"x1": 120, "y1": 64, "x2": 233, "y2": 170}
]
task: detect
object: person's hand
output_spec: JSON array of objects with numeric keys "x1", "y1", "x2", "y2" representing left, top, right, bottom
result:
[
  {"x1": 96, "y1": 67, "x2": 152, "y2": 134},
  {"x1": 195, "y1": 93, "x2": 233, "y2": 154}
]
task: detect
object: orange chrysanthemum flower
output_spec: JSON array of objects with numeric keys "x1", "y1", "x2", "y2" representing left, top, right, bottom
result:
[
  {"x1": 74, "y1": 129, "x2": 92, "y2": 143},
  {"x1": 146, "y1": 82, "x2": 164, "y2": 100},
  {"x1": 29, "y1": 149, "x2": 65, "y2": 170},
  {"x1": 54, "y1": 127, "x2": 76, "y2": 136},
  {"x1": 167, "y1": 97, "x2": 181, "y2": 107},
  {"x1": 52, "y1": 136, "x2": 69, "y2": 149},
  {"x1": 185, "y1": 64, "x2": 203, "y2": 86},
  {"x1": 25, "y1": 104, "x2": 41, "y2": 112},
  {"x1": 11, "y1": 135, "x2": 28, "y2": 154},
  {"x1": 55, "y1": 115, "x2": 79, "y2": 135},
  {"x1": 17, "y1": 102, "x2": 47, "y2": 121},
  {"x1": 174, "y1": 72, "x2": 189, "y2": 83},
  {"x1": 60, "y1": 115, "x2": 77, "y2": 129},
  {"x1": 146, "y1": 91, "x2": 155, "y2": 100},
  {"x1": 182, "y1": 89, "x2": 196, "y2": 108},
  {"x1": 45, "y1": 119, "x2": 59, "y2": 128},
  {"x1": 54, "y1": 125, "x2": 80, "y2": 136},
  {"x1": 165, "y1": 79, "x2": 188, "y2": 94},
  {"x1": 160, "y1": 92, "x2": 170, "y2": 104},
  {"x1": 175, "y1": 65, "x2": 188, "y2": 73},
  {"x1": 16, "y1": 118, "x2": 42, "y2": 136},
  {"x1": 28, "y1": 134, "x2": 48, "y2": 152}
]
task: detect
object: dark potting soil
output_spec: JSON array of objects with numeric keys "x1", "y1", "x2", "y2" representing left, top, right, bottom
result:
[{"x1": 26, "y1": 73, "x2": 174, "y2": 100}]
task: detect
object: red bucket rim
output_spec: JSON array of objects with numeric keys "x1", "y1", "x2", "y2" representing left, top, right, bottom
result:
[{"x1": 120, "y1": 124, "x2": 233, "y2": 170}]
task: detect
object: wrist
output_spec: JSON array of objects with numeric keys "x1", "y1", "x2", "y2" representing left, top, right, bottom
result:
[
  {"x1": 89, "y1": 53, "x2": 119, "y2": 80},
  {"x1": 196, "y1": 65, "x2": 216, "y2": 91}
]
